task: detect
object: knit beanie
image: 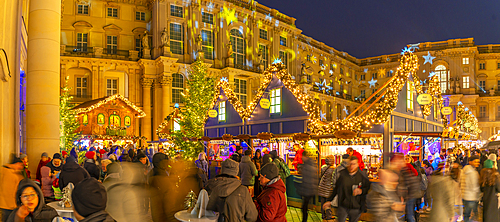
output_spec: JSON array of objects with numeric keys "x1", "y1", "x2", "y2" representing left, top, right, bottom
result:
[
  {"x1": 99, "y1": 149, "x2": 106, "y2": 155},
  {"x1": 85, "y1": 151, "x2": 95, "y2": 160},
  {"x1": 53, "y1": 153, "x2": 62, "y2": 160},
  {"x1": 19, "y1": 154, "x2": 27, "y2": 160},
  {"x1": 484, "y1": 159, "x2": 494, "y2": 169},
  {"x1": 72, "y1": 178, "x2": 107, "y2": 217},
  {"x1": 469, "y1": 155, "x2": 479, "y2": 162},
  {"x1": 221, "y1": 159, "x2": 239, "y2": 177},
  {"x1": 260, "y1": 162, "x2": 279, "y2": 180},
  {"x1": 61, "y1": 151, "x2": 68, "y2": 156}
]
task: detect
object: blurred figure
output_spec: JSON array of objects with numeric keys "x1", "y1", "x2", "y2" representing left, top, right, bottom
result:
[
  {"x1": 104, "y1": 162, "x2": 149, "y2": 222},
  {"x1": 270, "y1": 150, "x2": 291, "y2": 186},
  {"x1": 0, "y1": 156, "x2": 25, "y2": 222},
  {"x1": 84, "y1": 151, "x2": 100, "y2": 180},
  {"x1": 480, "y1": 159, "x2": 500, "y2": 222},
  {"x1": 45, "y1": 153, "x2": 62, "y2": 175},
  {"x1": 449, "y1": 160, "x2": 463, "y2": 222},
  {"x1": 230, "y1": 146, "x2": 243, "y2": 162},
  {"x1": 254, "y1": 163, "x2": 287, "y2": 222},
  {"x1": 460, "y1": 155, "x2": 480, "y2": 222},
  {"x1": 391, "y1": 154, "x2": 419, "y2": 222},
  {"x1": 40, "y1": 166, "x2": 55, "y2": 201},
  {"x1": 36, "y1": 152, "x2": 51, "y2": 182},
  {"x1": 59, "y1": 156, "x2": 90, "y2": 189},
  {"x1": 103, "y1": 162, "x2": 122, "y2": 184},
  {"x1": 367, "y1": 169, "x2": 404, "y2": 222},
  {"x1": 431, "y1": 153, "x2": 442, "y2": 170},
  {"x1": 347, "y1": 147, "x2": 365, "y2": 170},
  {"x1": 291, "y1": 144, "x2": 304, "y2": 171},
  {"x1": 331, "y1": 154, "x2": 351, "y2": 209},
  {"x1": 195, "y1": 152, "x2": 209, "y2": 187},
  {"x1": 205, "y1": 159, "x2": 257, "y2": 222},
  {"x1": 318, "y1": 155, "x2": 335, "y2": 220},
  {"x1": 295, "y1": 151, "x2": 318, "y2": 222},
  {"x1": 19, "y1": 154, "x2": 30, "y2": 179},
  {"x1": 239, "y1": 149, "x2": 258, "y2": 196},
  {"x1": 421, "y1": 160, "x2": 433, "y2": 212},
  {"x1": 119, "y1": 149, "x2": 131, "y2": 162},
  {"x1": 6, "y1": 179, "x2": 58, "y2": 222},
  {"x1": 429, "y1": 162, "x2": 454, "y2": 222},
  {"x1": 148, "y1": 153, "x2": 168, "y2": 222},
  {"x1": 488, "y1": 153, "x2": 498, "y2": 170},
  {"x1": 262, "y1": 154, "x2": 272, "y2": 166},
  {"x1": 100, "y1": 159, "x2": 112, "y2": 181},
  {"x1": 332, "y1": 155, "x2": 370, "y2": 222},
  {"x1": 72, "y1": 178, "x2": 115, "y2": 222},
  {"x1": 108, "y1": 154, "x2": 117, "y2": 163}
]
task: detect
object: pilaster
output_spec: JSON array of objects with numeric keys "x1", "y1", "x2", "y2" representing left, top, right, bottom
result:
[{"x1": 140, "y1": 77, "x2": 154, "y2": 140}]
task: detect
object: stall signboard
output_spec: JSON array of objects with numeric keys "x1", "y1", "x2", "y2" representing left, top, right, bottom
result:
[
  {"x1": 417, "y1": 94, "x2": 432, "y2": 105},
  {"x1": 260, "y1": 99, "x2": 270, "y2": 109},
  {"x1": 209, "y1": 139, "x2": 240, "y2": 145},
  {"x1": 208, "y1": 110, "x2": 218, "y2": 118},
  {"x1": 270, "y1": 137, "x2": 293, "y2": 143},
  {"x1": 441, "y1": 107, "x2": 453, "y2": 115}
]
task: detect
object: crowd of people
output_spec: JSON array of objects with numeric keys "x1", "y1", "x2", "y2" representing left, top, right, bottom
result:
[{"x1": 1, "y1": 144, "x2": 500, "y2": 222}]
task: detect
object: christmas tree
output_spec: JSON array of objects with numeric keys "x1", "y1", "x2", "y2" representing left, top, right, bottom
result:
[
  {"x1": 172, "y1": 57, "x2": 216, "y2": 159},
  {"x1": 59, "y1": 76, "x2": 80, "y2": 152}
]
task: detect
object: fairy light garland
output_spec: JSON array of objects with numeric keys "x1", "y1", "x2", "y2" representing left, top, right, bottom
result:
[{"x1": 72, "y1": 94, "x2": 146, "y2": 118}]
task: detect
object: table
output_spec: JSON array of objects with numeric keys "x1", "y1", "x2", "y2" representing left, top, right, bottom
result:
[
  {"x1": 47, "y1": 202, "x2": 78, "y2": 221},
  {"x1": 174, "y1": 210, "x2": 219, "y2": 222}
]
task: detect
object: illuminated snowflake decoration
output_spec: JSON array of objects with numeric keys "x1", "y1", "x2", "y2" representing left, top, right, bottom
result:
[
  {"x1": 368, "y1": 78, "x2": 378, "y2": 88},
  {"x1": 343, "y1": 106, "x2": 349, "y2": 115},
  {"x1": 265, "y1": 13, "x2": 272, "y2": 22},
  {"x1": 320, "y1": 111, "x2": 326, "y2": 121},
  {"x1": 408, "y1": 43, "x2": 420, "y2": 52},
  {"x1": 207, "y1": 2, "x2": 214, "y2": 11},
  {"x1": 272, "y1": 58, "x2": 282, "y2": 64},
  {"x1": 428, "y1": 71, "x2": 437, "y2": 78},
  {"x1": 221, "y1": 77, "x2": 228, "y2": 82}
]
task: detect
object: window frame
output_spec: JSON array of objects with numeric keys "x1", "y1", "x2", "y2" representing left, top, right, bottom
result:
[
  {"x1": 170, "y1": 23, "x2": 184, "y2": 55},
  {"x1": 171, "y1": 73, "x2": 184, "y2": 103},
  {"x1": 75, "y1": 76, "x2": 88, "y2": 98},
  {"x1": 76, "y1": 33, "x2": 88, "y2": 52},
  {"x1": 463, "y1": 76, "x2": 470, "y2": 88},
  {"x1": 258, "y1": 44, "x2": 268, "y2": 68},
  {"x1": 170, "y1": 4, "x2": 183, "y2": 18},
  {"x1": 106, "y1": 35, "x2": 118, "y2": 55},
  {"x1": 371, "y1": 73, "x2": 377, "y2": 79},
  {"x1": 135, "y1": 38, "x2": 143, "y2": 58},
  {"x1": 230, "y1": 29, "x2": 245, "y2": 67},
  {"x1": 479, "y1": 80, "x2": 486, "y2": 90},
  {"x1": 479, "y1": 62, "x2": 486, "y2": 70},
  {"x1": 406, "y1": 81, "x2": 414, "y2": 111},
  {"x1": 201, "y1": 12, "x2": 213, "y2": 24},
  {"x1": 279, "y1": 50, "x2": 287, "y2": 68},
  {"x1": 435, "y1": 65, "x2": 448, "y2": 94},
  {"x1": 463, "y1": 57, "x2": 469, "y2": 65},
  {"x1": 107, "y1": 7, "x2": 118, "y2": 18},
  {"x1": 201, "y1": 29, "x2": 214, "y2": 59},
  {"x1": 270, "y1": 88, "x2": 282, "y2": 114},
  {"x1": 279, "y1": 36, "x2": 287, "y2": 47},
  {"x1": 360, "y1": 74, "x2": 365, "y2": 80},
  {"x1": 479, "y1": 106, "x2": 487, "y2": 118},
  {"x1": 259, "y1": 29, "x2": 268, "y2": 40},
  {"x1": 218, "y1": 101, "x2": 226, "y2": 122},
  {"x1": 234, "y1": 78, "x2": 247, "y2": 106},
  {"x1": 106, "y1": 78, "x2": 118, "y2": 96},
  {"x1": 77, "y1": 4, "x2": 89, "y2": 15},
  {"x1": 135, "y1": 11, "x2": 146, "y2": 21}
]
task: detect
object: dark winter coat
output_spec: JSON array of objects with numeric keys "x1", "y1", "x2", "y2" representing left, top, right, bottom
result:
[
  {"x1": 481, "y1": 168, "x2": 500, "y2": 222},
  {"x1": 330, "y1": 160, "x2": 348, "y2": 206},
  {"x1": 397, "y1": 165, "x2": 421, "y2": 200},
  {"x1": 59, "y1": 156, "x2": 90, "y2": 189},
  {"x1": 119, "y1": 154, "x2": 131, "y2": 162},
  {"x1": 7, "y1": 179, "x2": 59, "y2": 222},
  {"x1": 238, "y1": 156, "x2": 258, "y2": 186},
  {"x1": 252, "y1": 156, "x2": 263, "y2": 171},
  {"x1": 84, "y1": 159, "x2": 101, "y2": 180},
  {"x1": 205, "y1": 175, "x2": 258, "y2": 222},
  {"x1": 318, "y1": 165, "x2": 335, "y2": 198},
  {"x1": 45, "y1": 160, "x2": 62, "y2": 174},
  {"x1": 254, "y1": 178, "x2": 287, "y2": 222},
  {"x1": 295, "y1": 157, "x2": 318, "y2": 197},
  {"x1": 79, "y1": 210, "x2": 116, "y2": 222},
  {"x1": 332, "y1": 169, "x2": 371, "y2": 211},
  {"x1": 195, "y1": 159, "x2": 209, "y2": 174},
  {"x1": 366, "y1": 183, "x2": 401, "y2": 222}
]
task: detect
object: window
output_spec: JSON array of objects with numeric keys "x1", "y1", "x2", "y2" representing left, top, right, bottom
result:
[
  {"x1": 319, "y1": 59, "x2": 324, "y2": 67},
  {"x1": 234, "y1": 79, "x2": 247, "y2": 106},
  {"x1": 435, "y1": 65, "x2": 448, "y2": 94},
  {"x1": 497, "y1": 106, "x2": 500, "y2": 118},
  {"x1": 463, "y1": 57, "x2": 469, "y2": 65},
  {"x1": 258, "y1": 44, "x2": 268, "y2": 68},
  {"x1": 479, "y1": 62, "x2": 486, "y2": 70},
  {"x1": 106, "y1": 79, "x2": 118, "y2": 96},
  {"x1": 407, "y1": 81, "x2": 414, "y2": 111},
  {"x1": 280, "y1": 36, "x2": 287, "y2": 47},
  {"x1": 372, "y1": 89, "x2": 376, "y2": 94},
  {"x1": 218, "y1": 101, "x2": 226, "y2": 121},
  {"x1": 107, "y1": 8, "x2": 118, "y2": 18},
  {"x1": 172, "y1": 74, "x2": 184, "y2": 103},
  {"x1": 77, "y1": 4, "x2": 89, "y2": 15},
  {"x1": 201, "y1": 12, "x2": 213, "y2": 24},
  {"x1": 170, "y1": 5, "x2": 183, "y2": 18},
  {"x1": 76, "y1": 77, "x2": 87, "y2": 97},
  {"x1": 479, "y1": 106, "x2": 487, "y2": 118},
  {"x1": 306, "y1": 55, "x2": 311, "y2": 62},
  {"x1": 463, "y1": 76, "x2": 470, "y2": 88},
  {"x1": 135, "y1": 11, "x2": 145, "y2": 21},
  {"x1": 386, "y1": 70, "x2": 393, "y2": 78},
  {"x1": 270, "y1": 88, "x2": 281, "y2": 114},
  {"x1": 371, "y1": 73, "x2": 377, "y2": 79},
  {"x1": 337, "y1": 104, "x2": 342, "y2": 119},
  {"x1": 201, "y1": 30, "x2": 214, "y2": 59},
  {"x1": 135, "y1": 38, "x2": 143, "y2": 58},
  {"x1": 340, "y1": 68, "x2": 344, "y2": 75},
  {"x1": 497, "y1": 63, "x2": 500, "y2": 69},
  {"x1": 479, "y1": 80, "x2": 486, "y2": 90},
  {"x1": 279, "y1": 51, "x2": 287, "y2": 67},
  {"x1": 106, "y1": 35, "x2": 117, "y2": 54},
  {"x1": 259, "y1": 29, "x2": 268, "y2": 40},
  {"x1": 76, "y1": 33, "x2": 88, "y2": 52},
  {"x1": 360, "y1": 90, "x2": 365, "y2": 98},
  {"x1": 173, "y1": 118, "x2": 181, "y2": 131},
  {"x1": 170, "y1": 23, "x2": 183, "y2": 55},
  {"x1": 360, "y1": 74, "x2": 365, "y2": 80},
  {"x1": 230, "y1": 29, "x2": 245, "y2": 66}
]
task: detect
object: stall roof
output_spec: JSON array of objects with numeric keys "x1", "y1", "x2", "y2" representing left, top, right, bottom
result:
[
  {"x1": 72, "y1": 94, "x2": 146, "y2": 117},
  {"x1": 393, "y1": 132, "x2": 443, "y2": 137}
]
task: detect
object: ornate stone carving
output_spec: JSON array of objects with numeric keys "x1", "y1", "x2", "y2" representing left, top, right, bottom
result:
[
  {"x1": 141, "y1": 77, "x2": 154, "y2": 88},
  {"x1": 158, "y1": 76, "x2": 172, "y2": 86}
]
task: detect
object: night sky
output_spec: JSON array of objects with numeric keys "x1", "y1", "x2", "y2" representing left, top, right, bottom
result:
[{"x1": 257, "y1": 0, "x2": 500, "y2": 58}]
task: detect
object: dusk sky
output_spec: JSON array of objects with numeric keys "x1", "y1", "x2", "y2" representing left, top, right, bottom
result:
[{"x1": 257, "y1": 1, "x2": 500, "y2": 58}]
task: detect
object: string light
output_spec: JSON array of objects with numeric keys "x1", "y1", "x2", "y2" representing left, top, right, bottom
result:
[{"x1": 72, "y1": 94, "x2": 146, "y2": 118}]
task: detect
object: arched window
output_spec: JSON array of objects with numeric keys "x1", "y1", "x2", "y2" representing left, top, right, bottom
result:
[
  {"x1": 435, "y1": 65, "x2": 448, "y2": 94},
  {"x1": 172, "y1": 73, "x2": 184, "y2": 103},
  {"x1": 230, "y1": 29, "x2": 245, "y2": 67}
]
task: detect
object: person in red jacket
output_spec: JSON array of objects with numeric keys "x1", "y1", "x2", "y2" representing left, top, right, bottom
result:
[
  {"x1": 347, "y1": 147, "x2": 365, "y2": 170},
  {"x1": 292, "y1": 144, "x2": 304, "y2": 171},
  {"x1": 35, "y1": 152, "x2": 51, "y2": 182},
  {"x1": 254, "y1": 163, "x2": 287, "y2": 222}
]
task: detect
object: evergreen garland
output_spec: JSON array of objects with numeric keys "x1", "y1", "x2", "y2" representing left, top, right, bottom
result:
[
  {"x1": 59, "y1": 76, "x2": 81, "y2": 152},
  {"x1": 172, "y1": 57, "x2": 216, "y2": 159}
]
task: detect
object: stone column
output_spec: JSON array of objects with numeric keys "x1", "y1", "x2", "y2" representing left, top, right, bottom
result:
[
  {"x1": 160, "y1": 76, "x2": 173, "y2": 118},
  {"x1": 26, "y1": 0, "x2": 60, "y2": 174},
  {"x1": 141, "y1": 78, "x2": 154, "y2": 140}
]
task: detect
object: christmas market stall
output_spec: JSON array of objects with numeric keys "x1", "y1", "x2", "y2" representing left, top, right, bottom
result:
[{"x1": 72, "y1": 94, "x2": 146, "y2": 149}]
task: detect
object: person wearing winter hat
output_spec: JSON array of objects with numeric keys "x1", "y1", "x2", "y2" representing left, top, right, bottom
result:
[
  {"x1": 6, "y1": 178, "x2": 58, "y2": 222},
  {"x1": 45, "y1": 153, "x2": 63, "y2": 174},
  {"x1": 72, "y1": 178, "x2": 115, "y2": 222},
  {"x1": 59, "y1": 156, "x2": 90, "y2": 190},
  {"x1": 84, "y1": 151, "x2": 101, "y2": 180},
  {"x1": 205, "y1": 159, "x2": 257, "y2": 221},
  {"x1": 480, "y1": 159, "x2": 500, "y2": 222},
  {"x1": 36, "y1": 152, "x2": 51, "y2": 182},
  {"x1": 0, "y1": 155, "x2": 25, "y2": 222},
  {"x1": 254, "y1": 163, "x2": 287, "y2": 222}
]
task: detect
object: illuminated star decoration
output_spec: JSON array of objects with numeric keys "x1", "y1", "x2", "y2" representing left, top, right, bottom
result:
[
  {"x1": 320, "y1": 111, "x2": 326, "y2": 121},
  {"x1": 221, "y1": 77, "x2": 228, "y2": 82},
  {"x1": 265, "y1": 13, "x2": 272, "y2": 22},
  {"x1": 423, "y1": 51, "x2": 436, "y2": 65},
  {"x1": 315, "y1": 80, "x2": 326, "y2": 91},
  {"x1": 329, "y1": 70, "x2": 334, "y2": 76},
  {"x1": 222, "y1": 6, "x2": 237, "y2": 25},
  {"x1": 311, "y1": 55, "x2": 317, "y2": 64},
  {"x1": 368, "y1": 78, "x2": 378, "y2": 88},
  {"x1": 207, "y1": 2, "x2": 214, "y2": 11},
  {"x1": 272, "y1": 58, "x2": 282, "y2": 64},
  {"x1": 428, "y1": 71, "x2": 437, "y2": 78},
  {"x1": 325, "y1": 83, "x2": 333, "y2": 94},
  {"x1": 364, "y1": 68, "x2": 368, "y2": 73},
  {"x1": 420, "y1": 79, "x2": 427, "y2": 85},
  {"x1": 343, "y1": 106, "x2": 349, "y2": 115}
]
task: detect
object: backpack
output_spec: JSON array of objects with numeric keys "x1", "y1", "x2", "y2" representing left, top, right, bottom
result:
[
  {"x1": 420, "y1": 172, "x2": 428, "y2": 190},
  {"x1": 278, "y1": 159, "x2": 291, "y2": 179}
]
